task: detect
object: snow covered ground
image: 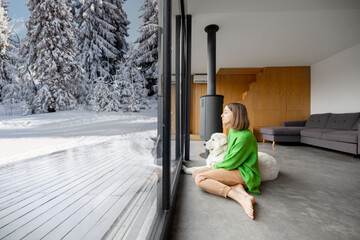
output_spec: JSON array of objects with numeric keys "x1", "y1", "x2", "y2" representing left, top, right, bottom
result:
[{"x1": 0, "y1": 100, "x2": 158, "y2": 166}]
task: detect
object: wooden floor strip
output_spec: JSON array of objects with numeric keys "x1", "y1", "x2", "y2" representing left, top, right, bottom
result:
[
  {"x1": 0, "y1": 150, "x2": 117, "y2": 204},
  {"x1": 21, "y1": 163, "x2": 146, "y2": 240},
  {"x1": 0, "y1": 153, "x2": 124, "y2": 224},
  {"x1": 0, "y1": 149, "x2": 116, "y2": 194},
  {"x1": 0, "y1": 144, "x2": 105, "y2": 181},
  {"x1": 40, "y1": 167, "x2": 151, "y2": 239},
  {"x1": 61, "y1": 169, "x2": 154, "y2": 240},
  {"x1": 0, "y1": 140, "x2": 159, "y2": 240},
  {"x1": 109, "y1": 173, "x2": 158, "y2": 240}
]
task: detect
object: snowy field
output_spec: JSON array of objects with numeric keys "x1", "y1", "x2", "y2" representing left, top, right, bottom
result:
[{"x1": 0, "y1": 100, "x2": 158, "y2": 166}]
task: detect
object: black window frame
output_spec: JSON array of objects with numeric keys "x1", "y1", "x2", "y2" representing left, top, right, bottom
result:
[{"x1": 147, "y1": 0, "x2": 192, "y2": 239}]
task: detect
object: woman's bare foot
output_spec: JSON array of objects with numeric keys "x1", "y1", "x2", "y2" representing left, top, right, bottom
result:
[
  {"x1": 228, "y1": 187, "x2": 255, "y2": 220},
  {"x1": 231, "y1": 184, "x2": 255, "y2": 202}
]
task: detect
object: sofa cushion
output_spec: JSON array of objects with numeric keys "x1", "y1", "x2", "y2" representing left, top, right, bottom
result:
[
  {"x1": 352, "y1": 117, "x2": 360, "y2": 130},
  {"x1": 300, "y1": 128, "x2": 333, "y2": 138},
  {"x1": 305, "y1": 113, "x2": 331, "y2": 128},
  {"x1": 260, "y1": 127, "x2": 305, "y2": 136},
  {"x1": 325, "y1": 113, "x2": 360, "y2": 130},
  {"x1": 322, "y1": 130, "x2": 358, "y2": 144}
]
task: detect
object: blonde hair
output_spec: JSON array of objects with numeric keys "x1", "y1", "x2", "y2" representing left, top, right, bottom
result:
[{"x1": 226, "y1": 102, "x2": 250, "y2": 131}]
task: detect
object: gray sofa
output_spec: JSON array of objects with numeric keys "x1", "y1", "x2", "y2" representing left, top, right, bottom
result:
[{"x1": 260, "y1": 113, "x2": 360, "y2": 155}]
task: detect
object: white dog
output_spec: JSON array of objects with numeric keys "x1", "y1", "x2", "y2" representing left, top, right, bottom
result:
[
  {"x1": 182, "y1": 133, "x2": 228, "y2": 174},
  {"x1": 182, "y1": 133, "x2": 280, "y2": 182}
]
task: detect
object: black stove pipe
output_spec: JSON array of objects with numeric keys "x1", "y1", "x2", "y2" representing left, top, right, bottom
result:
[
  {"x1": 199, "y1": 24, "x2": 223, "y2": 146},
  {"x1": 205, "y1": 24, "x2": 219, "y2": 95}
]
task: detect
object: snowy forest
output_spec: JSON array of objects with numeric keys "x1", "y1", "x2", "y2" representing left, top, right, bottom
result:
[{"x1": 0, "y1": 0, "x2": 159, "y2": 115}]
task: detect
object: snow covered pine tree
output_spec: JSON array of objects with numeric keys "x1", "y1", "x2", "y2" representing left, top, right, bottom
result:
[
  {"x1": 76, "y1": 0, "x2": 129, "y2": 111},
  {"x1": 0, "y1": 0, "x2": 21, "y2": 114},
  {"x1": 0, "y1": 0, "x2": 11, "y2": 101},
  {"x1": 116, "y1": 44, "x2": 149, "y2": 112},
  {"x1": 21, "y1": 0, "x2": 84, "y2": 113},
  {"x1": 135, "y1": 0, "x2": 159, "y2": 97}
]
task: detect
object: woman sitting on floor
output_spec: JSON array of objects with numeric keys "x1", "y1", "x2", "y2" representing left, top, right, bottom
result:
[{"x1": 193, "y1": 102, "x2": 261, "y2": 220}]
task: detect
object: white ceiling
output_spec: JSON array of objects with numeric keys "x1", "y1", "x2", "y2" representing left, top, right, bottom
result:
[{"x1": 173, "y1": 0, "x2": 360, "y2": 74}]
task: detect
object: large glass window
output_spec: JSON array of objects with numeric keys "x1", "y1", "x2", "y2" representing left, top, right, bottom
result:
[
  {"x1": 156, "y1": 0, "x2": 185, "y2": 210},
  {"x1": 135, "y1": 0, "x2": 189, "y2": 238}
]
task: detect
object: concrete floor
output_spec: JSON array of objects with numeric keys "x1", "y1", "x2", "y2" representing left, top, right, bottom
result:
[{"x1": 170, "y1": 141, "x2": 360, "y2": 240}]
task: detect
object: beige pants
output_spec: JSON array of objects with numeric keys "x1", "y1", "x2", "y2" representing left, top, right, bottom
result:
[{"x1": 193, "y1": 167, "x2": 245, "y2": 198}]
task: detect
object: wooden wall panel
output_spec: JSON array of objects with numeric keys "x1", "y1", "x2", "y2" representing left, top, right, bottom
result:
[
  {"x1": 285, "y1": 111, "x2": 309, "y2": 122},
  {"x1": 217, "y1": 68, "x2": 263, "y2": 75},
  {"x1": 253, "y1": 68, "x2": 287, "y2": 111},
  {"x1": 286, "y1": 67, "x2": 311, "y2": 111},
  {"x1": 217, "y1": 74, "x2": 255, "y2": 105},
  {"x1": 242, "y1": 66, "x2": 310, "y2": 141},
  {"x1": 253, "y1": 110, "x2": 282, "y2": 126}
]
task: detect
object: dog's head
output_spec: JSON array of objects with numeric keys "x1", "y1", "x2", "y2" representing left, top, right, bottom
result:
[{"x1": 205, "y1": 133, "x2": 228, "y2": 152}]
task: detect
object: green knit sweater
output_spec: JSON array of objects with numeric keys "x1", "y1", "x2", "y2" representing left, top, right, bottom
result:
[{"x1": 213, "y1": 129, "x2": 261, "y2": 194}]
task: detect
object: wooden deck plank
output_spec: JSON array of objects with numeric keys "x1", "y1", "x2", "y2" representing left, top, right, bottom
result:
[
  {"x1": 0, "y1": 142, "x2": 124, "y2": 187},
  {"x1": 0, "y1": 150, "x2": 118, "y2": 206},
  {"x1": 114, "y1": 176, "x2": 157, "y2": 239},
  {"x1": 0, "y1": 195, "x2": 93, "y2": 240},
  {"x1": 21, "y1": 163, "x2": 143, "y2": 240},
  {"x1": 41, "y1": 164, "x2": 147, "y2": 240},
  {"x1": 62, "y1": 178, "x2": 147, "y2": 240},
  {"x1": 123, "y1": 185, "x2": 157, "y2": 240},
  {"x1": 0, "y1": 193, "x2": 48, "y2": 220},
  {"x1": 0, "y1": 148, "x2": 103, "y2": 182},
  {"x1": 0, "y1": 151, "x2": 124, "y2": 214},
  {"x1": 0, "y1": 150, "x2": 116, "y2": 193},
  {"x1": 0, "y1": 140, "x2": 158, "y2": 240},
  {"x1": 1, "y1": 161, "x2": 135, "y2": 238},
  {"x1": 0, "y1": 155, "x2": 132, "y2": 236},
  {"x1": 100, "y1": 173, "x2": 157, "y2": 240}
]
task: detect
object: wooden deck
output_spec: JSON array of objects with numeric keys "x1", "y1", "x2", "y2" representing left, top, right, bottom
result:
[{"x1": 0, "y1": 140, "x2": 158, "y2": 240}]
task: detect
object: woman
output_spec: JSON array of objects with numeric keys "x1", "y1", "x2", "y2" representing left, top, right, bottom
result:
[{"x1": 193, "y1": 102, "x2": 261, "y2": 220}]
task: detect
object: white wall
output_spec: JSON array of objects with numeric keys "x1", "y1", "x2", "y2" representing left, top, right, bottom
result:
[{"x1": 311, "y1": 43, "x2": 360, "y2": 114}]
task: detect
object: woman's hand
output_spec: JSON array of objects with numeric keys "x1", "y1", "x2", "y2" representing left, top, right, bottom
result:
[{"x1": 210, "y1": 161, "x2": 216, "y2": 169}]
